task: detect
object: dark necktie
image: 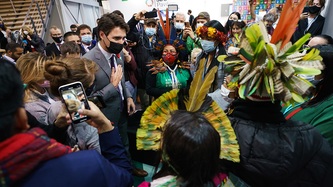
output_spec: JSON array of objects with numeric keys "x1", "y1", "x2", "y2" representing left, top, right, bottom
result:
[
  {"x1": 109, "y1": 54, "x2": 116, "y2": 69},
  {"x1": 110, "y1": 55, "x2": 124, "y2": 111}
]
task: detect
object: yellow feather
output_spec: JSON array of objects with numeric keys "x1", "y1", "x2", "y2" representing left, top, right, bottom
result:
[
  {"x1": 193, "y1": 66, "x2": 218, "y2": 111},
  {"x1": 185, "y1": 58, "x2": 205, "y2": 111}
]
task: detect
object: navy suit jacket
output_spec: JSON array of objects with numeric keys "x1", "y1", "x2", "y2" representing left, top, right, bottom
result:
[
  {"x1": 83, "y1": 45, "x2": 131, "y2": 124},
  {"x1": 20, "y1": 128, "x2": 133, "y2": 187}
]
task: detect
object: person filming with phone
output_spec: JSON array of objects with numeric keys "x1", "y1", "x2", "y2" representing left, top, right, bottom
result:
[
  {"x1": 44, "y1": 57, "x2": 101, "y2": 152},
  {"x1": 127, "y1": 10, "x2": 160, "y2": 111},
  {"x1": 291, "y1": 0, "x2": 326, "y2": 43},
  {"x1": 0, "y1": 58, "x2": 133, "y2": 187}
]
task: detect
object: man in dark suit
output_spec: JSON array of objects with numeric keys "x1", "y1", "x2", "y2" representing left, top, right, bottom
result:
[
  {"x1": 0, "y1": 59, "x2": 133, "y2": 187},
  {"x1": 291, "y1": 0, "x2": 326, "y2": 43},
  {"x1": 84, "y1": 13, "x2": 147, "y2": 177},
  {"x1": 1, "y1": 42, "x2": 23, "y2": 64},
  {"x1": 188, "y1": 9, "x2": 194, "y2": 25},
  {"x1": 77, "y1": 24, "x2": 97, "y2": 55},
  {"x1": 92, "y1": 18, "x2": 100, "y2": 41},
  {"x1": 44, "y1": 26, "x2": 63, "y2": 57}
]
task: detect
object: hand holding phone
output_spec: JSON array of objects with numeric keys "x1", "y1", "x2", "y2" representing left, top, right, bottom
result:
[
  {"x1": 77, "y1": 101, "x2": 114, "y2": 133},
  {"x1": 58, "y1": 81, "x2": 90, "y2": 124}
]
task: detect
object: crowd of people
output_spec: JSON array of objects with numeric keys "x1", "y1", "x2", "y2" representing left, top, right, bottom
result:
[{"x1": 1, "y1": 0, "x2": 333, "y2": 186}]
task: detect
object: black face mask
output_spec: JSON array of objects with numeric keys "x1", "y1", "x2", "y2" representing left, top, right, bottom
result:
[
  {"x1": 226, "y1": 20, "x2": 234, "y2": 30},
  {"x1": 52, "y1": 36, "x2": 63, "y2": 43},
  {"x1": 308, "y1": 6, "x2": 321, "y2": 14},
  {"x1": 104, "y1": 37, "x2": 123, "y2": 54}
]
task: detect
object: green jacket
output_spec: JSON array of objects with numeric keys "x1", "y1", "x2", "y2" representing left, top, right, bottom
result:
[{"x1": 285, "y1": 94, "x2": 333, "y2": 145}]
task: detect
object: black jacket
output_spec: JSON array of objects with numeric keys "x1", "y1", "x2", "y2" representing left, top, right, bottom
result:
[
  {"x1": 291, "y1": 15, "x2": 325, "y2": 43},
  {"x1": 225, "y1": 99, "x2": 333, "y2": 187},
  {"x1": 45, "y1": 42, "x2": 61, "y2": 57},
  {"x1": 127, "y1": 16, "x2": 160, "y2": 89}
]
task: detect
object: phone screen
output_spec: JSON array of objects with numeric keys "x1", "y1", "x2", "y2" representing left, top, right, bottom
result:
[
  {"x1": 59, "y1": 82, "x2": 90, "y2": 124},
  {"x1": 185, "y1": 22, "x2": 190, "y2": 27}
]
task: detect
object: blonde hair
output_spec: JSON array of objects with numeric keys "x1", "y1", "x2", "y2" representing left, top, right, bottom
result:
[
  {"x1": 191, "y1": 48, "x2": 202, "y2": 64},
  {"x1": 44, "y1": 57, "x2": 98, "y2": 97},
  {"x1": 16, "y1": 52, "x2": 47, "y2": 102},
  {"x1": 22, "y1": 25, "x2": 34, "y2": 35}
]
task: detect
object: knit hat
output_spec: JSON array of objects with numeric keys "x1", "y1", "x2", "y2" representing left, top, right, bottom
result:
[{"x1": 197, "y1": 12, "x2": 210, "y2": 21}]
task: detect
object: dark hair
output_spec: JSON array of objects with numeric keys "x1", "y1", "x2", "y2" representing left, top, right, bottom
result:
[
  {"x1": 44, "y1": 57, "x2": 98, "y2": 97},
  {"x1": 154, "y1": 110, "x2": 221, "y2": 186},
  {"x1": 76, "y1": 24, "x2": 92, "y2": 34},
  {"x1": 204, "y1": 20, "x2": 227, "y2": 34},
  {"x1": 0, "y1": 59, "x2": 24, "y2": 142},
  {"x1": 60, "y1": 41, "x2": 81, "y2": 56},
  {"x1": 70, "y1": 24, "x2": 78, "y2": 29},
  {"x1": 5, "y1": 42, "x2": 22, "y2": 52},
  {"x1": 306, "y1": 44, "x2": 333, "y2": 106},
  {"x1": 98, "y1": 13, "x2": 129, "y2": 37},
  {"x1": 225, "y1": 12, "x2": 241, "y2": 31},
  {"x1": 111, "y1": 10, "x2": 124, "y2": 19},
  {"x1": 229, "y1": 12, "x2": 241, "y2": 20},
  {"x1": 309, "y1": 0, "x2": 326, "y2": 8},
  {"x1": 229, "y1": 20, "x2": 246, "y2": 37},
  {"x1": 188, "y1": 9, "x2": 192, "y2": 14},
  {"x1": 263, "y1": 13, "x2": 276, "y2": 22},
  {"x1": 64, "y1": 31, "x2": 80, "y2": 41}
]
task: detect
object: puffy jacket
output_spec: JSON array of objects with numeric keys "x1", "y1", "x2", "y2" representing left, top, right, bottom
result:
[{"x1": 226, "y1": 99, "x2": 333, "y2": 187}]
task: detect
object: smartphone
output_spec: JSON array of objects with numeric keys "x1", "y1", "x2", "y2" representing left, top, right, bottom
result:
[
  {"x1": 185, "y1": 22, "x2": 190, "y2": 27},
  {"x1": 88, "y1": 95, "x2": 106, "y2": 109},
  {"x1": 144, "y1": 11, "x2": 157, "y2": 18},
  {"x1": 302, "y1": 7, "x2": 309, "y2": 13},
  {"x1": 58, "y1": 81, "x2": 90, "y2": 124}
]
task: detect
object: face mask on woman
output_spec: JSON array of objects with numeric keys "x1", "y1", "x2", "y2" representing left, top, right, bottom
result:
[
  {"x1": 201, "y1": 40, "x2": 216, "y2": 53},
  {"x1": 162, "y1": 52, "x2": 178, "y2": 65},
  {"x1": 308, "y1": 6, "x2": 321, "y2": 14},
  {"x1": 23, "y1": 31, "x2": 29, "y2": 35},
  {"x1": 196, "y1": 23, "x2": 204, "y2": 29}
]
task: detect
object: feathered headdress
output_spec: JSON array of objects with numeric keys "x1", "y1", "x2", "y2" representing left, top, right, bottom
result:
[
  {"x1": 155, "y1": 9, "x2": 186, "y2": 53},
  {"x1": 137, "y1": 59, "x2": 240, "y2": 162},
  {"x1": 219, "y1": 0, "x2": 324, "y2": 105}
]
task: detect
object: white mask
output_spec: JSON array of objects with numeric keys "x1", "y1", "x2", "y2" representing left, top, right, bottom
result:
[
  {"x1": 196, "y1": 23, "x2": 204, "y2": 29},
  {"x1": 23, "y1": 31, "x2": 29, "y2": 35},
  {"x1": 175, "y1": 22, "x2": 184, "y2": 30}
]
